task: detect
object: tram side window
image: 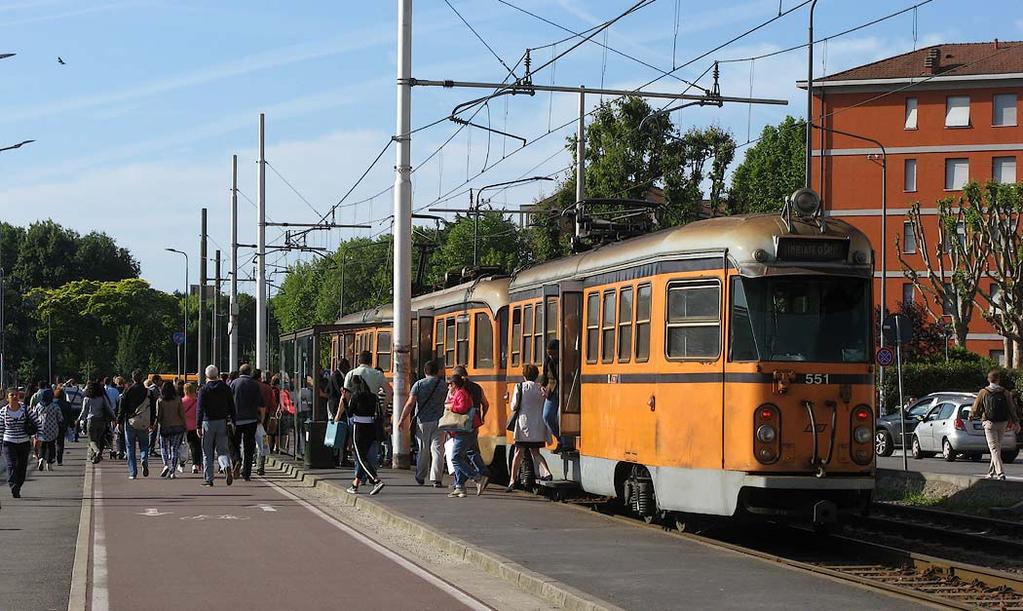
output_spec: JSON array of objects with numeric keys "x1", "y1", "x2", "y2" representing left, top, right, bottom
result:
[
  {"x1": 511, "y1": 307, "x2": 522, "y2": 367},
  {"x1": 445, "y1": 319, "x2": 456, "y2": 367},
  {"x1": 523, "y1": 305, "x2": 534, "y2": 365},
  {"x1": 435, "y1": 319, "x2": 444, "y2": 364},
  {"x1": 635, "y1": 284, "x2": 651, "y2": 362},
  {"x1": 376, "y1": 332, "x2": 392, "y2": 372},
  {"x1": 729, "y1": 277, "x2": 758, "y2": 362},
  {"x1": 474, "y1": 312, "x2": 494, "y2": 369},
  {"x1": 618, "y1": 286, "x2": 634, "y2": 363},
  {"x1": 585, "y1": 293, "x2": 599, "y2": 364},
  {"x1": 665, "y1": 281, "x2": 721, "y2": 360},
  {"x1": 456, "y1": 317, "x2": 469, "y2": 366},
  {"x1": 601, "y1": 290, "x2": 617, "y2": 363},
  {"x1": 534, "y1": 301, "x2": 544, "y2": 361},
  {"x1": 545, "y1": 298, "x2": 558, "y2": 340}
]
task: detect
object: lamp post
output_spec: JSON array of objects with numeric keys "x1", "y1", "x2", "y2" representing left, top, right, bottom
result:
[
  {"x1": 0, "y1": 139, "x2": 34, "y2": 153},
  {"x1": 165, "y1": 248, "x2": 190, "y2": 378}
]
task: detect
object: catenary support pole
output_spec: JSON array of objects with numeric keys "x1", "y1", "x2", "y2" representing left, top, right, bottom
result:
[
  {"x1": 805, "y1": 0, "x2": 818, "y2": 189},
  {"x1": 198, "y1": 208, "x2": 208, "y2": 374},
  {"x1": 213, "y1": 250, "x2": 221, "y2": 370},
  {"x1": 256, "y1": 113, "x2": 267, "y2": 371},
  {"x1": 575, "y1": 87, "x2": 585, "y2": 237},
  {"x1": 229, "y1": 154, "x2": 240, "y2": 372},
  {"x1": 391, "y1": 0, "x2": 413, "y2": 469}
]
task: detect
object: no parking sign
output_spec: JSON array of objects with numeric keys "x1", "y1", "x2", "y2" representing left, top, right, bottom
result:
[{"x1": 875, "y1": 347, "x2": 895, "y2": 367}]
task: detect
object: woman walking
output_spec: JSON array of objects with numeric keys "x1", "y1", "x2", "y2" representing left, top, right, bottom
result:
[
  {"x1": 505, "y1": 364, "x2": 553, "y2": 492},
  {"x1": 79, "y1": 381, "x2": 115, "y2": 464},
  {"x1": 32, "y1": 389, "x2": 64, "y2": 471},
  {"x1": 182, "y1": 382, "x2": 201, "y2": 474},
  {"x1": 345, "y1": 375, "x2": 385, "y2": 496},
  {"x1": 156, "y1": 381, "x2": 186, "y2": 479},
  {"x1": 54, "y1": 386, "x2": 75, "y2": 466},
  {"x1": 1, "y1": 390, "x2": 42, "y2": 498},
  {"x1": 445, "y1": 373, "x2": 483, "y2": 499}
]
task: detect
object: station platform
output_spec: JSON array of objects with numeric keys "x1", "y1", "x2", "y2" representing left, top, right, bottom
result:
[{"x1": 266, "y1": 456, "x2": 925, "y2": 610}]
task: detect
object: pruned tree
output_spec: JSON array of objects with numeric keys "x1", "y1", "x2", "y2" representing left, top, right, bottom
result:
[
  {"x1": 975, "y1": 182, "x2": 1023, "y2": 366},
  {"x1": 896, "y1": 190, "x2": 991, "y2": 347}
]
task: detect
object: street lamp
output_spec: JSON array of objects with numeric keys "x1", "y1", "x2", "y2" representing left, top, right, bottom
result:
[
  {"x1": 0, "y1": 139, "x2": 34, "y2": 153},
  {"x1": 165, "y1": 248, "x2": 189, "y2": 378}
]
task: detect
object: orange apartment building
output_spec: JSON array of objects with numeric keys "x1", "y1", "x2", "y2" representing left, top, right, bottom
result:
[{"x1": 803, "y1": 41, "x2": 1022, "y2": 363}]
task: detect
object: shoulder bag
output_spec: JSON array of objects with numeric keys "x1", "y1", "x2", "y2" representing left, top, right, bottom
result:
[
  {"x1": 437, "y1": 391, "x2": 475, "y2": 433},
  {"x1": 505, "y1": 382, "x2": 522, "y2": 432}
]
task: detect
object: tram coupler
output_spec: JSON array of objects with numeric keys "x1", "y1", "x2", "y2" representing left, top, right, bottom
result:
[{"x1": 812, "y1": 500, "x2": 838, "y2": 526}]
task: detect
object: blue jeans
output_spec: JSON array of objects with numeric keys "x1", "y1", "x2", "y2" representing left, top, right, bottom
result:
[
  {"x1": 201, "y1": 419, "x2": 233, "y2": 483},
  {"x1": 450, "y1": 432, "x2": 481, "y2": 489},
  {"x1": 124, "y1": 426, "x2": 150, "y2": 478},
  {"x1": 543, "y1": 398, "x2": 560, "y2": 442},
  {"x1": 465, "y1": 430, "x2": 489, "y2": 479}
]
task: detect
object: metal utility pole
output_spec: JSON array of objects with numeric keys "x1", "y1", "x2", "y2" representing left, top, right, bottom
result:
[
  {"x1": 0, "y1": 264, "x2": 5, "y2": 390},
  {"x1": 576, "y1": 86, "x2": 586, "y2": 199},
  {"x1": 199, "y1": 208, "x2": 208, "y2": 374},
  {"x1": 213, "y1": 250, "x2": 222, "y2": 370},
  {"x1": 165, "y1": 248, "x2": 189, "y2": 377},
  {"x1": 805, "y1": 0, "x2": 819, "y2": 189},
  {"x1": 256, "y1": 113, "x2": 267, "y2": 370},
  {"x1": 391, "y1": 0, "x2": 413, "y2": 469},
  {"x1": 229, "y1": 154, "x2": 240, "y2": 372}
]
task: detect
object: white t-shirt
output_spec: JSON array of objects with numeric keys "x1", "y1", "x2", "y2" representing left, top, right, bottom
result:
[{"x1": 343, "y1": 365, "x2": 385, "y2": 397}]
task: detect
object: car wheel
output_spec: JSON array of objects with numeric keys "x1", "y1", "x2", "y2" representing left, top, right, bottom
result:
[
  {"x1": 942, "y1": 438, "x2": 957, "y2": 462},
  {"x1": 1002, "y1": 449, "x2": 1019, "y2": 464},
  {"x1": 911, "y1": 436, "x2": 924, "y2": 460},
  {"x1": 874, "y1": 430, "x2": 894, "y2": 457}
]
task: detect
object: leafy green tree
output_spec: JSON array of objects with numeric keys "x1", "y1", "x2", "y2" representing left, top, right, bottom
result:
[
  {"x1": 426, "y1": 212, "x2": 523, "y2": 285},
  {"x1": 12, "y1": 220, "x2": 79, "y2": 288},
  {"x1": 113, "y1": 325, "x2": 143, "y2": 375},
  {"x1": 728, "y1": 116, "x2": 806, "y2": 214},
  {"x1": 75, "y1": 232, "x2": 140, "y2": 281}
]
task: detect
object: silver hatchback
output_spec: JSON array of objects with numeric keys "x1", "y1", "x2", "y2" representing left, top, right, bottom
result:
[{"x1": 911, "y1": 399, "x2": 1019, "y2": 462}]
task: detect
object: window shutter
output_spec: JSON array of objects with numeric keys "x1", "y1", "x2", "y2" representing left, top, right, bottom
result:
[{"x1": 945, "y1": 96, "x2": 970, "y2": 127}]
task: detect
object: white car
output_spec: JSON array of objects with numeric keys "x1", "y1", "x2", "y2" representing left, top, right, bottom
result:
[{"x1": 911, "y1": 398, "x2": 1019, "y2": 463}]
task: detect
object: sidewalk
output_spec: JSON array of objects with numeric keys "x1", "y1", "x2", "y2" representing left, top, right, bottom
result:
[{"x1": 267, "y1": 456, "x2": 925, "y2": 611}]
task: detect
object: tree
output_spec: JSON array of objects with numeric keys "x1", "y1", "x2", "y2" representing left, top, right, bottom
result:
[
  {"x1": 113, "y1": 326, "x2": 143, "y2": 375},
  {"x1": 75, "y1": 232, "x2": 140, "y2": 281},
  {"x1": 896, "y1": 189, "x2": 990, "y2": 347},
  {"x1": 12, "y1": 220, "x2": 79, "y2": 289},
  {"x1": 728, "y1": 116, "x2": 806, "y2": 214},
  {"x1": 877, "y1": 300, "x2": 950, "y2": 362},
  {"x1": 975, "y1": 182, "x2": 1023, "y2": 366},
  {"x1": 427, "y1": 212, "x2": 523, "y2": 283}
]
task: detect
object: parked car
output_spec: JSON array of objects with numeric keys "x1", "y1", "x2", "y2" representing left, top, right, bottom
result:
[
  {"x1": 910, "y1": 399, "x2": 1019, "y2": 462},
  {"x1": 875, "y1": 393, "x2": 976, "y2": 457}
]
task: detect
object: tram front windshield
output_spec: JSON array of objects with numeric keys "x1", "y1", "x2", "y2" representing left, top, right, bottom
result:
[{"x1": 730, "y1": 275, "x2": 870, "y2": 363}]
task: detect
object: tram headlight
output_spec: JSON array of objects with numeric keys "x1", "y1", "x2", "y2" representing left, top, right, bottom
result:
[
  {"x1": 790, "y1": 188, "x2": 821, "y2": 217},
  {"x1": 853, "y1": 425, "x2": 871, "y2": 444},
  {"x1": 756, "y1": 424, "x2": 777, "y2": 443}
]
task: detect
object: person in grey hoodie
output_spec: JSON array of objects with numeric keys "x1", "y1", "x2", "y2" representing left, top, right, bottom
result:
[{"x1": 229, "y1": 363, "x2": 264, "y2": 481}]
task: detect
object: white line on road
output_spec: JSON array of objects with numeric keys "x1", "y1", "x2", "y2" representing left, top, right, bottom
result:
[
  {"x1": 138, "y1": 508, "x2": 172, "y2": 517},
  {"x1": 261, "y1": 477, "x2": 491, "y2": 611},
  {"x1": 91, "y1": 468, "x2": 109, "y2": 611},
  {"x1": 250, "y1": 504, "x2": 277, "y2": 512}
]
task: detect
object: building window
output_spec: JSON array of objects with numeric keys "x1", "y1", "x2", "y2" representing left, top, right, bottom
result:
[
  {"x1": 903, "y1": 221, "x2": 917, "y2": 253},
  {"x1": 617, "y1": 286, "x2": 634, "y2": 363},
  {"x1": 904, "y1": 159, "x2": 917, "y2": 192},
  {"x1": 601, "y1": 290, "x2": 617, "y2": 364},
  {"x1": 902, "y1": 283, "x2": 915, "y2": 305},
  {"x1": 994, "y1": 156, "x2": 1017, "y2": 184},
  {"x1": 635, "y1": 284, "x2": 651, "y2": 363},
  {"x1": 991, "y1": 350, "x2": 1006, "y2": 366},
  {"x1": 945, "y1": 158, "x2": 969, "y2": 190},
  {"x1": 665, "y1": 281, "x2": 721, "y2": 360},
  {"x1": 993, "y1": 94, "x2": 1018, "y2": 127},
  {"x1": 473, "y1": 313, "x2": 494, "y2": 369},
  {"x1": 945, "y1": 96, "x2": 970, "y2": 127},
  {"x1": 585, "y1": 294, "x2": 599, "y2": 364},
  {"x1": 904, "y1": 97, "x2": 918, "y2": 129}
]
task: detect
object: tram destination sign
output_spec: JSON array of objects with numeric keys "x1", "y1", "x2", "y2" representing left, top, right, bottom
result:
[{"x1": 775, "y1": 237, "x2": 849, "y2": 262}]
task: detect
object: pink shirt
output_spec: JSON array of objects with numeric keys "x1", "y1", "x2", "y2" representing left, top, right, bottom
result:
[{"x1": 182, "y1": 395, "x2": 198, "y2": 431}]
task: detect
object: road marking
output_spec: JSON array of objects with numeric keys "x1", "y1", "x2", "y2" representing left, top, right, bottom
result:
[
  {"x1": 67, "y1": 458, "x2": 92, "y2": 611},
  {"x1": 138, "y1": 507, "x2": 171, "y2": 517},
  {"x1": 91, "y1": 468, "x2": 109, "y2": 611},
  {"x1": 250, "y1": 504, "x2": 277, "y2": 512},
  {"x1": 260, "y1": 477, "x2": 491, "y2": 611}
]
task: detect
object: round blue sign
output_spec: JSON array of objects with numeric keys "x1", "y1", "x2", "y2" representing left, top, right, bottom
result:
[
  {"x1": 173, "y1": 331, "x2": 186, "y2": 346},
  {"x1": 875, "y1": 347, "x2": 895, "y2": 367}
]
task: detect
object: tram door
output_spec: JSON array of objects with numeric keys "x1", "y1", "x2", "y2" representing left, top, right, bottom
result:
[{"x1": 559, "y1": 283, "x2": 583, "y2": 446}]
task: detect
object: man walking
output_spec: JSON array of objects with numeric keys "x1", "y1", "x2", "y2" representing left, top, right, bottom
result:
[
  {"x1": 255, "y1": 369, "x2": 276, "y2": 476},
  {"x1": 970, "y1": 369, "x2": 1019, "y2": 480},
  {"x1": 145, "y1": 374, "x2": 163, "y2": 458},
  {"x1": 116, "y1": 370, "x2": 155, "y2": 480},
  {"x1": 64, "y1": 378, "x2": 84, "y2": 442},
  {"x1": 229, "y1": 364, "x2": 264, "y2": 482},
  {"x1": 197, "y1": 365, "x2": 236, "y2": 487},
  {"x1": 398, "y1": 359, "x2": 446, "y2": 487}
]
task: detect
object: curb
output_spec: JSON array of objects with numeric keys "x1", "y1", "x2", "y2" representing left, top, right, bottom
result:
[
  {"x1": 266, "y1": 457, "x2": 622, "y2": 611},
  {"x1": 67, "y1": 460, "x2": 93, "y2": 611}
]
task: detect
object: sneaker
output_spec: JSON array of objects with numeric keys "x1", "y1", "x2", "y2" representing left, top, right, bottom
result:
[
  {"x1": 256, "y1": 468, "x2": 265, "y2": 476},
  {"x1": 142, "y1": 464, "x2": 149, "y2": 477},
  {"x1": 346, "y1": 485, "x2": 359, "y2": 495},
  {"x1": 432, "y1": 481, "x2": 444, "y2": 488},
  {"x1": 160, "y1": 466, "x2": 170, "y2": 478},
  {"x1": 225, "y1": 469, "x2": 233, "y2": 486},
  {"x1": 476, "y1": 475, "x2": 489, "y2": 496},
  {"x1": 503, "y1": 485, "x2": 514, "y2": 493},
  {"x1": 191, "y1": 465, "x2": 199, "y2": 474},
  {"x1": 169, "y1": 472, "x2": 176, "y2": 480},
  {"x1": 129, "y1": 475, "x2": 137, "y2": 480},
  {"x1": 998, "y1": 473, "x2": 1007, "y2": 480},
  {"x1": 12, "y1": 489, "x2": 20, "y2": 498},
  {"x1": 370, "y1": 481, "x2": 385, "y2": 496},
  {"x1": 37, "y1": 458, "x2": 45, "y2": 471},
  {"x1": 201, "y1": 481, "x2": 213, "y2": 487},
  {"x1": 415, "y1": 476, "x2": 425, "y2": 486},
  {"x1": 448, "y1": 488, "x2": 466, "y2": 498},
  {"x1": 177, "y1": 463, "x2": 184, "y2": 473}
]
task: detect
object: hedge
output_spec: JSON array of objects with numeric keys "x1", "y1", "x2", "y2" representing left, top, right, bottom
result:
[{"x1": 878, "y1": 358, "x2": 1023, "y2": 414}]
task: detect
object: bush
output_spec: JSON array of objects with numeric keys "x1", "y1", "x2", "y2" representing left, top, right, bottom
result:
[{"x1": 879, "y1": 359, "x2": 1007, "y2": 413}]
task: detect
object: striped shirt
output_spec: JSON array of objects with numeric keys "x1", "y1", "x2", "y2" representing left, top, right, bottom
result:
[{"x1": 0, "y1": 405, "x2": 41, "y2": 444}]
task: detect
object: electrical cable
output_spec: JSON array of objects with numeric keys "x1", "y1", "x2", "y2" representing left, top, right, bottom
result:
[
  {"x1": 444, "y1": 0, "x2": 518, "y2": 78},
  {"x1": 265, "y1": 160, "x2": 323, "y2": 217}
]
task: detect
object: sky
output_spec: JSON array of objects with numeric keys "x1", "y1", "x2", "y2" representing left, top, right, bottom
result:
[{"x1": 1, "y1": 0, "x2": 1022, "y2": 293}]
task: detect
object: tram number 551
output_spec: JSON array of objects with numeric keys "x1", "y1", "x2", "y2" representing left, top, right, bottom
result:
[{"x1": 804, "y1": 373, "x2": 830, "y2": 385}]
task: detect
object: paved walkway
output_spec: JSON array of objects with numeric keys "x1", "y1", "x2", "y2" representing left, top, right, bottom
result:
[
  {"x1": 86, "y1": 457, "x2": 485, "y2": 610},
  {"x1": 272, "y1": 457, "x2": 926, "y2": 611},
  {"x1": 0, "y1": 442, "x2": 85, "y2": 611},
  {"x1": 879, "y1": 450, "x2": 1023, "y2": 480}
]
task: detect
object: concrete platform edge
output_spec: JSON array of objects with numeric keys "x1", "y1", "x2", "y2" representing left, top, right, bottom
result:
[
  {"x1": 266, "y1": 457, "x2": 622, "y2": 611},
  {"x1": 67, "y1": 460, "x2": 93, "y2": 611},
  {"x1": 878, "y1": 467, "x2": 1023, "y2": 491}
]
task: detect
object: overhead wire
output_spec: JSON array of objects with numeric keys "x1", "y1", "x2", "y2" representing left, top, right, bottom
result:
[
  {"x1": 265, "y1": 160, "x2": 323, "y2": 218},
  {"x1": 444, "y1": 0, "x2": 518, "y2": 78}
]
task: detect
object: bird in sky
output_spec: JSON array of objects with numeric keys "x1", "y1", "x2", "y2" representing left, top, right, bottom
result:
[{"x1": 57, "y1": 57, "x2": 65, "y2": 65}]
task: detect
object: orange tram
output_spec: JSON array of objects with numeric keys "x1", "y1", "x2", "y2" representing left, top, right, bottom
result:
[{"x1": 331, "y1": 192, "x2": 875, "y2": 526}]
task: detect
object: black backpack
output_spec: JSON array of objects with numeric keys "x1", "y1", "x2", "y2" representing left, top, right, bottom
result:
[
  {"x1": 349, "y1": 376, "x2": 378, "y2": 419},
  {"x1": 986, "y1": 389, "x2": 1010, "y2": 423}
]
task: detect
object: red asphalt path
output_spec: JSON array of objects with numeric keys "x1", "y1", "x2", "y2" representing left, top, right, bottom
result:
[{"x1": 86, "y1": 459, "x2": 483, "y2": 611}]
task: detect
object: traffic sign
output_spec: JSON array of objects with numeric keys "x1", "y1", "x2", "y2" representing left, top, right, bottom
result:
[
  {"x1": 875, "y1": 347, "x2": 895, "y2": 367},
  {"x1": 882, "y1": 314, "x2": 912, "y2": 345},
  {"x1": 173, "y1": 331, "x2": 186, "y2": 346}
]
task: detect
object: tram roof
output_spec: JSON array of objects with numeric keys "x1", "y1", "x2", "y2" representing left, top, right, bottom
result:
[
  {"x1": 508, "y1": 213, "x2": 872, "y2": 292},
  {"x1": 335, "y1": 276, "x2": 510, "y2": 326}
]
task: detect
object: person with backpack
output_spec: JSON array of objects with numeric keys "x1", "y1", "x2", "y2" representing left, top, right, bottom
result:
[
  {"x1": 116, "y1": 370, "x2": 156, "y2": 480},
  {"x1": 1, "y1": 390, "x2": 42, "y2": 498},
  {"x1": 343, "y1": 372, "x2": 385, "y2": 496},
  {"x1": 398, "y1": 359, "x2": 447, "y2": 487},
  {"x1": 32, "y1": 389, "x2": 63, "y2": 471},
  {"x1": 79, "y1": 381, "x2": 116, "y2": 464},
  {"x1": 970, "y1": 369, "x2": 1020, "y2": 480},
  {"x1": 196, "y1": 365, "x2": 237, "y2": 487}
]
